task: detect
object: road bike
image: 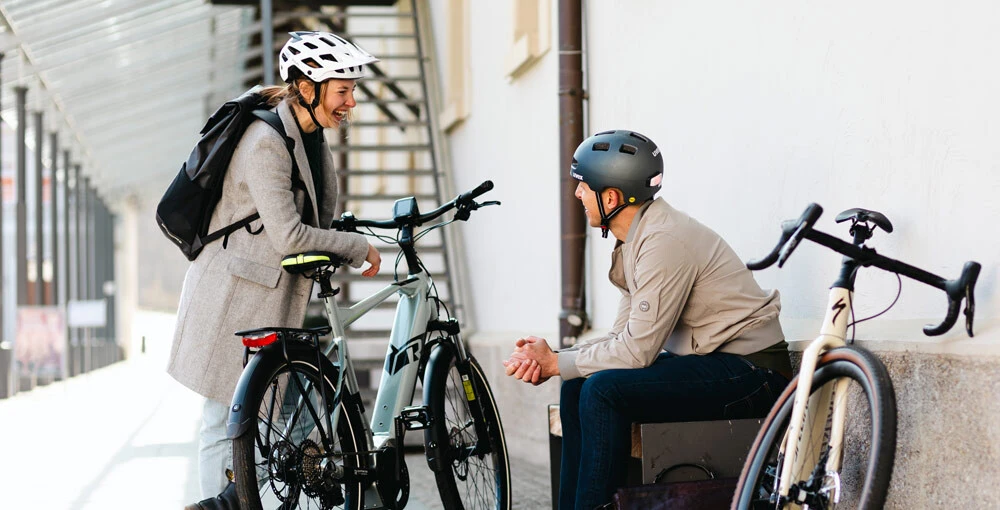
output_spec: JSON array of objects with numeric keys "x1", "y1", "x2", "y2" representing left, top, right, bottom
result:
[
  {"x1": 225, "y1": 181, "x2": 511, "y2": 510},
  {"x1": 731, "y1": 204, "x2": 980, "y2": 509}
]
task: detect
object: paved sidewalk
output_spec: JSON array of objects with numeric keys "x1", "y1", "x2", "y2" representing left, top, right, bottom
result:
[{"x1": 0, "y1": 311, "x2": 552, "y2": 509}]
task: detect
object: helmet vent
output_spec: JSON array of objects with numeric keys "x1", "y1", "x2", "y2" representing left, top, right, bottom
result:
[
  {"x1": 319, "y1": 36, "x2": 336, "y2": 46},
  {"x1": 304, "y1": 42, "x2": 318, "y2": 50},
  {"x1": 596, "y1": 130, "x2": 615, "y2": 136},
  {"x1": 619, "y1": 144, "x2": 637, "y2": 155},
  {"x1": 593, "y1": 142, "x2": 611, "y2": 151},
  {"x1": 629, "y1": 132, "x2": 648, "y2": 143},
  {"x1": 281, "y1": 54, "x2": 288, "y2": 62},
  {"x1": 320, "y1": 54, "x2": 339, "y2": 62},
  {"x1": 301, "y1": 57, "x2": 320, "y2": 69},
  {"x1": 288, "y1": 47, "x2": 301, "y2": 55}
]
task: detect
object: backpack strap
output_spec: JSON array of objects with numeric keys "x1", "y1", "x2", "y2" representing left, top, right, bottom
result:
[
  {"x1": 203, "y1": 108, "x2": 313, "y2": 250},
  {"x1": 251, "y1": 109, "x2": 313, "y2": 221}
]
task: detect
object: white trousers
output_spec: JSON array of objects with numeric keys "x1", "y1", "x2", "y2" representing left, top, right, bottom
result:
[{"x1": 198, "y1": 397, "x2": 233, "y2": 498}]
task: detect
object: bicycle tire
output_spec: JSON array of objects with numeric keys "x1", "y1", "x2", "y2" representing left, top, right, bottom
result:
[
  {"x1": 424, "y1": 346, "x2": 512, "y2": 510},
  {"x1": 732, "y1": 346, "x2": 896, "y2": 510},
  {"x1": 233, "y1": 350, "x2": 368, "y2": 510}
]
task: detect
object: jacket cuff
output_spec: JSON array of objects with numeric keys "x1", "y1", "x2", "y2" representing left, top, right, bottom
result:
[
  {"x1": 558, "y1": 350, "x2": 583, "y2": 380},
  {"x1": 347, "y1": 233, "x2": 369, "y2": 268}
]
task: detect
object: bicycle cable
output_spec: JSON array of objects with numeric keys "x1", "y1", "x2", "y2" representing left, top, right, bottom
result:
[{"x1": 847, "y1": 272, "x2": 903, "y2": 343}]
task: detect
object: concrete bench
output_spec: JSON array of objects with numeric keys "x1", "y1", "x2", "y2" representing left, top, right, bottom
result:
[{"x1": 547, "y1": 404, "x2": 762, "y2": 509}]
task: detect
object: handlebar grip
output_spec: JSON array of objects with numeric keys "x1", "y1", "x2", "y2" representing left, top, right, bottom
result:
[
  {"x1": 459, "y1": 180, "x2": 494, "y2": 202},
  {"x1": 746, "y1": 203, "x2": 823, "y2": 270},
  {"x1": 923, "y1": 261, "x2": 981, "y2": 337}
]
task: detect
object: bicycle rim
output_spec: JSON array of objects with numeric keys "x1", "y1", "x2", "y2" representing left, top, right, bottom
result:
[
  {"x1": 732, "y1": 347, "x2": 896, "y2": 510},
  {"x1": 233, "y1": 360, "x2": 366, "y2": 510}
]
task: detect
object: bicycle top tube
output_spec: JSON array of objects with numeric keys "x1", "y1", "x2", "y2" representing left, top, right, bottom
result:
[{"x1": 747, "y1": 203, "x2": 981, "y2": 337}]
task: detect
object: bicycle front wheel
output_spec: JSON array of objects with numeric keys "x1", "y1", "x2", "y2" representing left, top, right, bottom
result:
[
  {"x1": 233, "y1": 354, "x2": 368, "y2": 510},
  {"x1": 425, "y1": 346, "x2": 512, "y2": 510},
  {"x1": 732, "y1": 346, "x2": 896, "y2": 510}
]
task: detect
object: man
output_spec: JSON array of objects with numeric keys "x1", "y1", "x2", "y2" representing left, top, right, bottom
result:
[{"x1": 504, "y1": 129, "x2": 792, "y2": 510}]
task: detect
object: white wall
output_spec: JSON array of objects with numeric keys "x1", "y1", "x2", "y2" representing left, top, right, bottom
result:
[
  {"x1": 431, "y1": 0, "x2": 562, "y2": 337},
  {"x1": 440, "y1": 0, "x2": 1000, "y2": 354}
]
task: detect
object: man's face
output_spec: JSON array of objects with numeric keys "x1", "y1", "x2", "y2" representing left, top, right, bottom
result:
[{"x1": 574, "y1": 181, "x2": 602, "y2": 227}]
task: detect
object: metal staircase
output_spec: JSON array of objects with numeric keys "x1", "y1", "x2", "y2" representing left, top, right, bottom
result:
[{"x1": 247, "y1": 1, "x2": 465, "y2": 401}]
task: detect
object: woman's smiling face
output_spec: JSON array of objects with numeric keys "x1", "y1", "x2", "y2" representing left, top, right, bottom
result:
[{"x1": 315, "y1": 78, "x2": 357, "y2": 129}]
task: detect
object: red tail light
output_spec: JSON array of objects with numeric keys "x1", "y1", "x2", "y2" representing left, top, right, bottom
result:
[{"x1": 242, "y1": 331, "x2": 278, "y2": 348}]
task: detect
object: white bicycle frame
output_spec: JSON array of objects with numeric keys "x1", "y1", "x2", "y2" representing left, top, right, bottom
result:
[
  {"x1": 315, "y1": 269, "x2": 467, "y2": 504},
  {"x1": 776, "y1": 287, "x2": 853, "y2": 507}
]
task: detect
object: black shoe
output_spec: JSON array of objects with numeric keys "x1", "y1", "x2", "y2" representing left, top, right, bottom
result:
[{"x1": 184, "y1": 481, "x2": 239, "y2": 510}]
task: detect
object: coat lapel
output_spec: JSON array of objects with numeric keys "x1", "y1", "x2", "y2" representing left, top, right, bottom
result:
[{"x1": 276, "y1": 101, "x2": 320, "y2": 226}]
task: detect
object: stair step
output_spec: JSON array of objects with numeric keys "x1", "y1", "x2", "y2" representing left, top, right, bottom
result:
[
  {"x1": 344, "y1": 33, "x2": 417, "y2": 39},
  {"x1": 340, "y1": 169, "x2": 436, "y2": 176},
  {"x1": 350, "y1": 121, "x2": 428, "y2": 128},
  {"x1": 358, "y1": 98, "x2": 425, "y2": 105},
  {"x1": 329, "y1": 144, "x2": 431, "y2": 152},
  {"x1": 331, "y1": 272, "x2": 448, "y2": 283},
  {"x1": 368, "y1": 54, "x2": 421, "y2": 60},
  {"x1": 359, "y1": 76, "x2": 422, "y2": 83},
  {"x1": 342, "y1": 193, "x2": 438, "y2": 201},
  {"x1": 344, "y1": 329, "x2": 393, "y2": 340},
  {"x1": 326, "y1": 12, "x2": 415, "y2": 19}
]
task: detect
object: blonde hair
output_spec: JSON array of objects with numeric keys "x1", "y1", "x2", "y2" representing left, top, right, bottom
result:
[{"x1": 258, "y1": 81, "x2": 305, "y2": 107}]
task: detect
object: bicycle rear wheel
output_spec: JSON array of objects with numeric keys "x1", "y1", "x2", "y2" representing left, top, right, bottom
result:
[
  {"x1": 424, "y1": 346, "x2": 512, "y2": 510},
  {"x1": 732, "y1": 346, "x2": 896, "y2": 510},
  {"x1": 233, "y1": 356, "x2": 368, "y2": 510}
]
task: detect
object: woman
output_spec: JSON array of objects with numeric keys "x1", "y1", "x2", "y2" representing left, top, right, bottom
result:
[{"x1": 170, "y1": 31, "x2": 382, "y2": 510}]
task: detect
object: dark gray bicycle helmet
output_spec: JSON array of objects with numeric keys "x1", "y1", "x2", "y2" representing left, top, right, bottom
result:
[{"x1": 570, "y1": 129, "x2": 663, "y2": 237}]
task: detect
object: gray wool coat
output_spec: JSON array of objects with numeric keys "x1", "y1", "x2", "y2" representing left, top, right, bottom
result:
[{"x1": 167, "y1": 100, "x2": 369, "y2": 404}]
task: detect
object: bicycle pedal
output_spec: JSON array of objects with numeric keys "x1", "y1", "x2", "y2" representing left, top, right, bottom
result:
[{"x1": 399, "y1": 406, "x2": 433, "y2": 430}]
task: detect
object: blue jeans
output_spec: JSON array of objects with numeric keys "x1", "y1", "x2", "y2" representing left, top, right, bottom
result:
[{"x1": 558, "y1": 351, "x2": 789, "y2": 510}]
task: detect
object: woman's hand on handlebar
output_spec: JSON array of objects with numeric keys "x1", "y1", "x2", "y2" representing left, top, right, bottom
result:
[{"x1": 362, "y1": 243, "x2": 381, "y2": 277}]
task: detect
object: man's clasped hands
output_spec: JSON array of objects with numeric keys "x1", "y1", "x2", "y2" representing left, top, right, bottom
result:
[{"x1": 502, "y1": 336, "x2": 560, "y2": 386}]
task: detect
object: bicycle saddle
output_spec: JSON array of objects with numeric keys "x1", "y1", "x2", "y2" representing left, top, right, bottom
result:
[
  {"x1": 835, "y1": 207, "x2": 894, "y2": 233},
  {"x1": 281, "y1": 251, "x2": 346, "y2": 274}
]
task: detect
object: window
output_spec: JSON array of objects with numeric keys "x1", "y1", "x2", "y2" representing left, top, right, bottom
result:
[
  {"x1": 505, "y1": 0, "x2": 551, "y2": 79},
  {"x1": 440, "y1": 0, "x2": 470, "y2": 131}
]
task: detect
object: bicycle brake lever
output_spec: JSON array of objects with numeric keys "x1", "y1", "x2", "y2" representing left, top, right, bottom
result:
[
  {"x1": 965, "y1": 284, "x2": 976, "y2": 337},
  {"x1": 478, "y1": 200, "x2": 501, "y2": 208}
]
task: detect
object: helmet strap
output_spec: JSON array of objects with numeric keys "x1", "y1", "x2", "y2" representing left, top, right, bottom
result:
[
  {"x1": 296, "y1": 80, "x2": 324, "y2": 130},
  {"x1": 594, "y1": 190, "x2": 628, "y2": 239}
]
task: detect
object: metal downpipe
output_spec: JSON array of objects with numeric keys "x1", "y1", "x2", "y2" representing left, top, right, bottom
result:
[{"x1": 558, "y1": 0, "x2": 588, "y2": 347}]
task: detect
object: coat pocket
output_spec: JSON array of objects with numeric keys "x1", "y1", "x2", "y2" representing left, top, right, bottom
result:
[{"x1": 228, "y1": 256, "x2": 281, "y2": 289}]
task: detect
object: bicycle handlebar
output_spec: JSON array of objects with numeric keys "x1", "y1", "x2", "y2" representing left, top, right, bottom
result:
[
  {"x1": 330, "y1": 180, "x2": 497, "y2": 231},
  {"x1": 747, "y1": 203, "x2": 981, "y2": 337}
]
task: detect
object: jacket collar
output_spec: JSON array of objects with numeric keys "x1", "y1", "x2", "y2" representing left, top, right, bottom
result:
[
  {"x1": 276, "y1": 100, "x2": 320, "y2": 226},
  {"x1": 624, "y1": 199, "x2": 658, "y2": 244}
]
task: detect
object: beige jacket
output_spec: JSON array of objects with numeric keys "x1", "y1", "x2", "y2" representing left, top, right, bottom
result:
[
  {"x1": 167, "y1": 100, "x2": 369, "y2": 403},
  {"x1": 558, "y1": 198, "x2": 783, "y2": 380}
]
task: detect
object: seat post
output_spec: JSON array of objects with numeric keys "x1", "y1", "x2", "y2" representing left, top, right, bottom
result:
[{"x1": 316, "y1": 269, "x2": 341, "y2": 299}]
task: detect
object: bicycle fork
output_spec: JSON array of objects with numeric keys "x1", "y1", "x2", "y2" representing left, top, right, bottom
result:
[{"x1": 779, "y1": 289, "x2": 852, "y2": 508}]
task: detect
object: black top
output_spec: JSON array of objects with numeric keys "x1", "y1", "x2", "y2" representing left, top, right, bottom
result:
[{"x1": 299, "y1": 125, "x2": 326, "y2": 216}]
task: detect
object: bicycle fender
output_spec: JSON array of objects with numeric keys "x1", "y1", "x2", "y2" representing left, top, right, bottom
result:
[
  {"x1": 225, "y1": 341, "x2": 339, "y2": 439},
  {"x1": 422, "y1": 342, "x2": 456, "y2": 472}
]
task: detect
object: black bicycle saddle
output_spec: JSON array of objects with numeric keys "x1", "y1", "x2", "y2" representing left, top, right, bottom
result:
[{"x1": 835, "y1": 207, "x2": 894, "y2": 233}]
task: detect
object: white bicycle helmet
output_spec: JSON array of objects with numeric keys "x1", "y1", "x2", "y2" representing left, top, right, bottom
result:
[{"x1": 279, "y1": 31, "x2": 379, "y2": 83}]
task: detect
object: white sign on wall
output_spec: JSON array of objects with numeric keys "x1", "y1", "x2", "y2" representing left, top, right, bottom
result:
[{"x1": 67, "y1": 300, "x2": 107, "y2": 328}]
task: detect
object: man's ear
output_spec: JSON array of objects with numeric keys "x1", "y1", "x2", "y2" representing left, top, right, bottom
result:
[{"x1": 604, "y1": 188, "x2": 624, "y2": 209}]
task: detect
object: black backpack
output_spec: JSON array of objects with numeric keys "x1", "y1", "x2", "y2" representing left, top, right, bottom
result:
[{"x1": 156, "y1": 88, "x2": 303, "y2": 261}]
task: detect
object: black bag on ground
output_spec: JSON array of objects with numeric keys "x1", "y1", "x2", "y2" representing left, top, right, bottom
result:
[{"x1": 156, "y1": 87, "x2": 298, "y2": 261}]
